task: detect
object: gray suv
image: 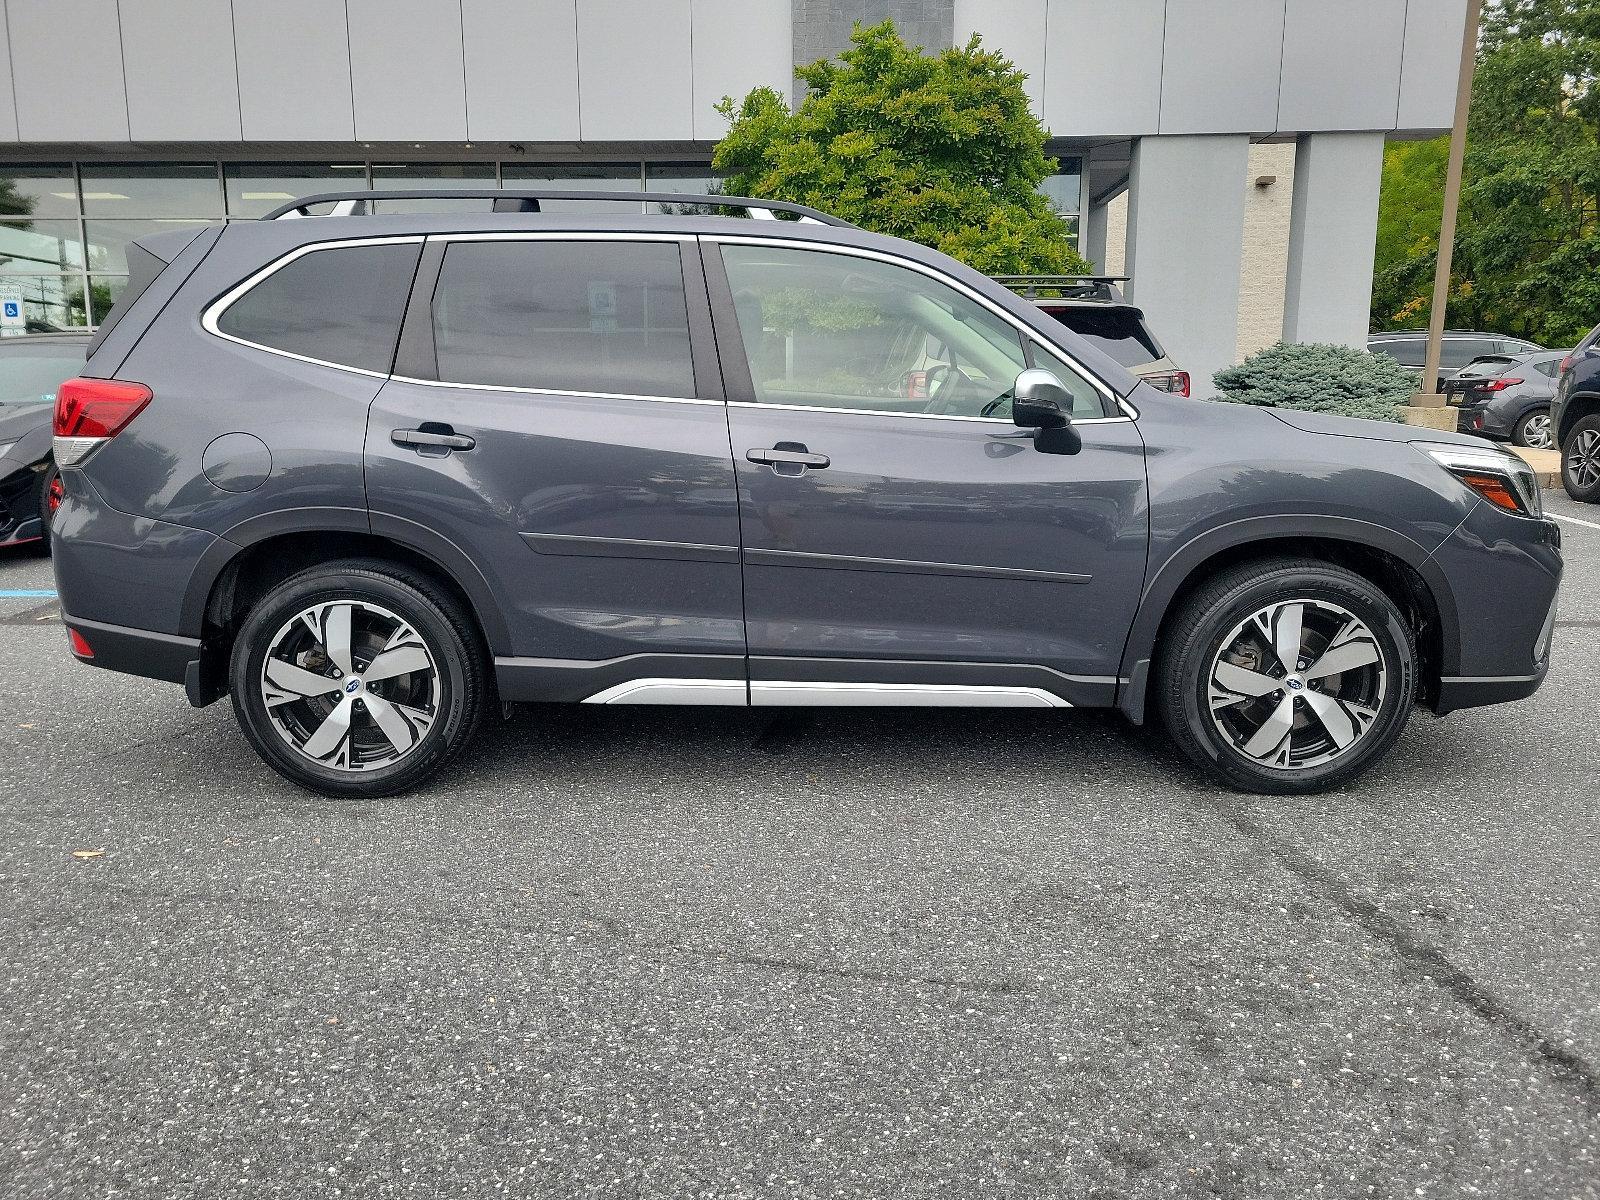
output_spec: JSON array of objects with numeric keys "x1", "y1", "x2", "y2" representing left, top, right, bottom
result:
[{"x1": 51, "y1": 191, "x2": 1563, "y2": 798}]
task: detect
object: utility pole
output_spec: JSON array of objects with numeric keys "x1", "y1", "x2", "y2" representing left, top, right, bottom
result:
[{"x1": 1418, "y1": 0, "x2": 1484, "y2": 403}]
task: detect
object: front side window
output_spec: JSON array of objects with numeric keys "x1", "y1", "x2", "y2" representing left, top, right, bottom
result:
[
  {"x1": 431, "y1": 240, "x2": 695, "y2": 397},
  {"x1": 719, "y1": 244, "x2": 1105, "y2": 420},
  {"x1": 216, "y1": 241, "x2": 421, "y2": 373}
]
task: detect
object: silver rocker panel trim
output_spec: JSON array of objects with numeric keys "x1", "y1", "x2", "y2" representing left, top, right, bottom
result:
[
  {"x1": 582, "y1": 678, "x2": 748, "y2": 705},
  {"x1": 580, "y1": 679, "x2": 1075, "y2": 708},
  {"x1": 750, "y1": 681, "x2": 1071, "y2": 707}
]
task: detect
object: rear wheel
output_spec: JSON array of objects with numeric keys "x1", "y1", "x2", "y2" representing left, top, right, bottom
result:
[
  {"x1": 1155, "y1": 559, "x2": 1416, "y2": 794},
  {"x1": 1512, "y1": 407, "x2": 1553, "y2": 450},
  {"x1": 1561, "y1": 414, "x2": 1600, "y2": 502},
  {"x1": 228, "y1": 559, "x2": 486, "y2": 798}
]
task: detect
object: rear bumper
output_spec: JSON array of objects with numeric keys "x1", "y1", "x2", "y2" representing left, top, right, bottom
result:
[{"x1": 60, "y1": 612, "x2": 198, "y2": 686}]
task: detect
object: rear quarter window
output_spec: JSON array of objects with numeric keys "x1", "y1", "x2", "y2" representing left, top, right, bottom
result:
[{"x1": 213, "y1": 240, "x2": 422, "y2": 374}]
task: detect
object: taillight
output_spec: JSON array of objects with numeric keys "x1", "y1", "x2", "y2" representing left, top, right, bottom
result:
[
  {"x1": 1144, "y1": 370, "x2": 1190, "y2": 397},
  {"x1": 1484, "y1": 378, "x2": 1523, "y2": 391},
  {"x1": 1561, "y1": 355, "x2": 1575, "y2": 374},
  {"x1": 52, "y1": 377, "x2": 152, "y2": 467},
  {"x1": 47, "y1": 474, "x2": 64, "y2": 514}
]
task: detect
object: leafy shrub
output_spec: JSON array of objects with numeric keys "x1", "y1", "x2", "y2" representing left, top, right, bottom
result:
[{"x1": 1212, "y1": 342, "x2": 1414, "y2": 423}]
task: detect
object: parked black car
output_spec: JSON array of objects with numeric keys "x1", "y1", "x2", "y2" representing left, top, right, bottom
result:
[
  {"x1": 50, "y1": 190, "x2": 1561, "y2": 799},
  {"x1": 1553, "y1": 323, "x2": 1600, "y2": 502},
  {"x1": 1445, "y1": 350, "x2": 1564, "y2": 449},
  {"x1": 1370, "y1": 330, "x2": 1544, "y2": 383},
  {"x1": 0, "y1": 331, "x2": 90, "y2": 549}
]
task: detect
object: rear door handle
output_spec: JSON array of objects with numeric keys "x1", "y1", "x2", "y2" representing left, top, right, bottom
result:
[
  {"x1": 392, "y1": 425, "x2": 476, "y2": 455},
  {"x1": 747, "y1": 442, "x2": 830, "y2": 476}
]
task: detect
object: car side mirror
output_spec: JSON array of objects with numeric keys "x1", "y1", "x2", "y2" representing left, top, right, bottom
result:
[{"x1": 1012, "y1": 368, "x2": 1082, "y2": 455}]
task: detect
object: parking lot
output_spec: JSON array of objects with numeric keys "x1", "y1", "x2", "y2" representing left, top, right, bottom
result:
[{"x1": 1, "y1": 496, "x2": 1596, "y2": 1199}]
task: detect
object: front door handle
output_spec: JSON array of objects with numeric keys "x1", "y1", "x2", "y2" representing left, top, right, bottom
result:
[
  {"x1": 747, "y1": 442, "x2": 830, "y2": 476},
  {"x1": 392, "y1": 425, "x2": 476, "y2": 455}
]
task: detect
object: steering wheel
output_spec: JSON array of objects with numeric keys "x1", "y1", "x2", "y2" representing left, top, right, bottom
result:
[{"x1": 921, "y1": 364, "x2": 980, "y2": 414}]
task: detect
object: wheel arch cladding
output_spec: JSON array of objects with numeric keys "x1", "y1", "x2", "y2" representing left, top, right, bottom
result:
[
  {"x1": 1117, "y1": 521, "x2": 1455, "y2": 723},
  {"x1": 184, "y1": 526, "x2": 509, "y2": 705},
  {"x1": 1559, "y1": 392, "x2": 1600, "y2": 443}
]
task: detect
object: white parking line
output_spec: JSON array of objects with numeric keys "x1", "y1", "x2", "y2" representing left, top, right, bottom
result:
[{"x1": 1550, "y1": 510, "x2": 1600, "y2": 531}]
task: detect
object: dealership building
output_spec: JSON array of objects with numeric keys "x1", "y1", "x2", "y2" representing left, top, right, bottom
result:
[{"x1": 0, "y1": 0, "x2": 1467, "y2": 390}]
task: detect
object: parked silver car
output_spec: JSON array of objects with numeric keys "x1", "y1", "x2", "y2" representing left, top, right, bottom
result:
[{"x1": 1444, "y1": 350, "x2": 1565, "y2": 449}]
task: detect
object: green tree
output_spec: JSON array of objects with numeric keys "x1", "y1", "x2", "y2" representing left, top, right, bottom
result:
[
  {"x1": 1372, "y1": 0, "x2": 1600, "y2": 345},
  {"x1": 713, "y1": 21, "x2": 1089, "y2": 276}
]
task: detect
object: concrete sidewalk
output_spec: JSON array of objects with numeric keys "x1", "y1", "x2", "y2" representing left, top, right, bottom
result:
[{"x1": 1512, "y1": 446, "x2": 1562, "y2": 488}]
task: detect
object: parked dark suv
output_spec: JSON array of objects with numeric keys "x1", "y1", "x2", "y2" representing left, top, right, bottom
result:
[
  {"x1": 1554, "y1": 323, "x2": 1600, "y2": 503},
  {"x1": 51, "y1": 191, "x2": 1563, "y2": 798}
]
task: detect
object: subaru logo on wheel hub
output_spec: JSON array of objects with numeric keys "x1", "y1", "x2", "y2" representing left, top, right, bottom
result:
[
  {"x1": 1285, "y1": 677, "x2": 1304, "y2": 691},
  {"x1": 345, "y1": 678, "x2": 362, "y2": 694}
]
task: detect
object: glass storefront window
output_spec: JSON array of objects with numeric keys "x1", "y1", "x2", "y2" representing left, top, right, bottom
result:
[
  {"x1": 0, "y1": 274, "x2": 86, "y2": 330},
  {"x1": 224, "y1": 162, "x2": 369, "y2": 218},
  {"x1": 80, "y1": 163, "x2": 223, "y2": 217},
  {"x1": 644, "y1": 163, "x2": 729, "y2": 215},
  {"x1": 87, "y1": 275, "x2": 130, "y2": 325},
  {"x1": 368, "y1": 163, "x2": 497, "y2": 213},
  {"x1": 0, "y1": 220, "x2": 85, "y2": 272},
  {"x1": 0, "y1": 165, "x2": 77, "y2": 220},
  {"x1": 84, "y1": 219, "x2": 214, "y2": 275},
  {"x1": 501, "y1": 163, "x2": 642, "y2": 213}
]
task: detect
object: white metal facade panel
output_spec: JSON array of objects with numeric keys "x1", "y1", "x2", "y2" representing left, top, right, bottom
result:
[
  {"x1": 8, "y1": 0, "x2": 129, "y2": 140},
  {"x1": 576, "y1": 0, "x2": 694, "y2": 141},
  {"x1": 347, "y1": 0, "x2": 468, "y2": 141},
  {"x1": 1397, "y1": 0, "x2": 1470, "y2": 132},
  {"x1": 690, "y1": 0, "x2": 792, "y2": 140},
  {"x1": 234, "y1": 0, "x2": 357, "y2": 141},
  {"x1": 1278, "y1": 0, "x2": 1407, "y2": 132},
  {"x1": 1040, "y1": 0, "x2": 1165, "y2": 138},
  {"x1": 1158, "y1": 0, "x2": 1285, "y2": 135},
  {"x1": 463, "y1": 0, "x2": 580, "y2": 141},
  {"x1": 954, "y1": 0, "x2": 1047, "y2": 116},
  {"x1": 121, "y1": 0, "x2": 242, "y2": 141}
]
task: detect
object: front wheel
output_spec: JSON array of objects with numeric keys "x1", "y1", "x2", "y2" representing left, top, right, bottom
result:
[
  {"x1": 228, "y1": 560, "x2": 486, "y2": 798},
  {"x1": 1512, "y1": 407, "x2": 1553, "y2": 450},
  {"x1": 1154, "y1": 559, "x2": 1417, "y2": 794},
  {"x1": 1562, "y1": 415, "x2": 1600, "y2": 503}
]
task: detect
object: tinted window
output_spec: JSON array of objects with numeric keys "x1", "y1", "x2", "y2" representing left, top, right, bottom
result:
[
  {"x1": 0, "y1": 341, "x2": 84, "y2": 404},
  {"x1": 432, "y1": 240, "x2": 695, "y2": 396},
  {"x1": 1441, "y1": 338, "x2": 1498, "y2": 367},
  {"x1": 1038, "y1": 305, "x2": 1160, "y2": 368},
  {"x1": 217, "y1": 241, "x2": 421, "y2": 373},
  {"x1": 1534, "y1": 356, "x2": 1561, "y2": 379},
  {"x1": 1371, "y1": 336, "x2": 1424, "y2": 366},
  {"x1": 719, "y1": 244, "x2": 1106, "y2": 420}
]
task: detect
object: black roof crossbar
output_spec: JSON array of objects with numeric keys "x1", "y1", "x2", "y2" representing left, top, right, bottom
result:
[
  {"x1": 992, "y1": 274, "x2": 1132, "y2": 301},
  {"x1": 260, "y1": 189, "x2": 854, "y2": 226}
]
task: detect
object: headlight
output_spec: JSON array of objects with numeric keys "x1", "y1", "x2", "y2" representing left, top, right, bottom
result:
[{"x1": 1416, "y1": 441, "x2": 1543, "y2": 518}]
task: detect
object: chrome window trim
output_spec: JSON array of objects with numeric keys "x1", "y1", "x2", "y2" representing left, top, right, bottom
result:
[
  {"x1": 708, "y1": 234, "x2": 1138, "y2": 422},
  {"x1": 200, "y1": 235, "x2": 426, "y2": 378},
  {"x1": 387, "y1": 373, "x2": 716, "y2": 406},
  {"x1": 726, "y1": 399, "x2": 1130, "y2": 426}
]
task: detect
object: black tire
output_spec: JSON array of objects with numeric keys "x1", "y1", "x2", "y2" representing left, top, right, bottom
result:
[
  {"x1": 1511, "y1": 407, "x2": 1553, "y2": 450},
  {"x1": 228, "y1": 558, "x2": 486, "y2": 798},
  {"x1": 1154, "y1": 558, "x2": 1417, "y2": 795},
  {"x1": 1561, "y1": 413, "x2": 1600, "y2": 503},
  {"x1": 34, "y1": 460, "x2": 59, "y2": 554}
]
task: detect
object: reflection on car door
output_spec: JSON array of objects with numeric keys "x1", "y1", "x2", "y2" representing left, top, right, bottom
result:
[{"x1": 706, "y1": 238, "x2": 1149, "y2": 708}]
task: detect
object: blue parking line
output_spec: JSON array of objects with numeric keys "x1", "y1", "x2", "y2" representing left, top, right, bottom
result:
[{"x1": 0, "y1": 589, "x2": 56, "y2": 598}]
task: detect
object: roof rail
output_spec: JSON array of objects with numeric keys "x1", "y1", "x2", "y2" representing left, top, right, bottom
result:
[
  {"x1": 260, "y1": 189, "x2": 854, "y2": 226},
  {"x1": 992, "y1": 274, "x2": 1131, "y2": 301}
]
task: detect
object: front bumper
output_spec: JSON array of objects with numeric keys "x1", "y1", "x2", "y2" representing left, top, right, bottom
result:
[{"x1": 1427, "y1": 501, "x2": 1562, "y2": 715}]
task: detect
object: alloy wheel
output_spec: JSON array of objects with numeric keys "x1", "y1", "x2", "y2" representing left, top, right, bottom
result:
[
  {"x1": 259, "y1": 600, "x2": 440, "y2": 771},
  {"x1": 1207, "y1": 599, "x2": 1386, "y2": 771},
  {"x1": 1568, "y1": 428, "x2": 1600, "y2": 489},
  {"x1": 1522, "y1": 413, "x2": 1553, "y2": 450}
]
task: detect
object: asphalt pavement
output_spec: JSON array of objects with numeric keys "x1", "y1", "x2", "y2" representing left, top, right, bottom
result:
[{"x1": 1, "y1": 496, "x2": 1597, "y2": 1198}]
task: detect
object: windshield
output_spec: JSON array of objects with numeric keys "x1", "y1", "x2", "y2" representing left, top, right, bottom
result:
[
  {"x1": 1036, "y1": 306, "x2": 1161, "y2": 368},
  {"x1": 0, "y1": 344, "x2": 84, "y2": 405}
]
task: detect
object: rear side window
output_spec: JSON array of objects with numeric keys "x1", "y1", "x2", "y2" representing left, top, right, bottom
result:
[
  {"x1": 215, "y1": 241, "x2": 421, "y2": 373},
  {"x1": 1038, "y1": 306, "x2": 1161, "y2": 368},
  {"x1": 1441, "y1": 338, "x2": 1497, "y2": 367},
  {"x1": 1371, "y1": 337, "x2": 1424, "y2": 366},
  {"x1": 431, "y1": 240, "x2": 695, "y2": 397}
]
